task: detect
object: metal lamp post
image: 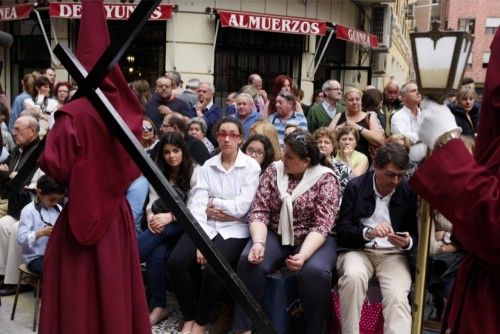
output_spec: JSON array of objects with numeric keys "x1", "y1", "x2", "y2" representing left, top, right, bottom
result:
[{"x1": 409, "y1": 21, "x2": 473, "y2": 334}]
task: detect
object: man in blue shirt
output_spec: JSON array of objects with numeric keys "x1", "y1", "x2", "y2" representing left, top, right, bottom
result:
[{"x1": 232, "y1": 93, "x2": 262, "y2": 141}]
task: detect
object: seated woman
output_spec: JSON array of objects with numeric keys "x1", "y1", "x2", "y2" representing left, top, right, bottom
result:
[
  {"x1": 17, "y1": 175, "x2": 65, "y2": 274},
  {"x1": 141, "y1": 116, "x2": 159, "y2": 155},
  {"x1": 54, "y1": 82, "x2": 72, "y2": 109},
  {"x1": 188, "y1": 117, "x2": 215, "y2": 154},
  {"x1": 249, "y1": 119, "x2": 282, "y2": 161},
  {"x1": 447, "y1": 85, "x2": 480, "y2": 137},
  {"x1": 23, "y1": 76, "x2": 58, "y2": 137},
  {"x1": 137, "y1": 132, "x2": 197, "y2": 325},
  {"x1": 241, "y1": 134, "x2": 275, "y2": 174},
  {"x1": 167, "y1": 117, "x2": 261, "y2": 334},
  {"x1": 335, "y1": 125, "x2": 369, "y2": 177},
  {"x1": 329, "y1": 86, "x2": 384, "y2": 164},
  {"x1": 232, "y1": 130, "x2": 339, "y2": 334},
  {"x1": 313, "y1": 127, "x2": 352, "y2": 199}
]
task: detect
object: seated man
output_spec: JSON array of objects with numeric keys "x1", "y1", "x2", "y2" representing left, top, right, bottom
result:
[
  {"x1": 336, "y1": 143, "x2": 417, "y2": 334},
  {"x1": 0, "y1": 116, "x2": 41, "y2": 295}
]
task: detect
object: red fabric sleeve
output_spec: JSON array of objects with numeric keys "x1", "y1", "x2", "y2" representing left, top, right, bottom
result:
[{"x1": 410, "y1": 139, "x2": 500, "y2": 265}]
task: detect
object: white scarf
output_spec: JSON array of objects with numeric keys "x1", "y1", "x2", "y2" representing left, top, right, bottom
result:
[{"x1": 275, "y1": 160, "x2": 334, "y2": 246}]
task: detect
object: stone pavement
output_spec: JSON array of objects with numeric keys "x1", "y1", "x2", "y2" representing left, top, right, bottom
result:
[
  {"x1": 0, "y1": 291, "x2": 185, "y2": 334},
  {"x1": 0, "y1": 290, "x2": 439, "y2": 333}
]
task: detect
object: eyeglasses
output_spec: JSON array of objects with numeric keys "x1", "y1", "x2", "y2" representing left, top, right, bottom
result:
[
  {"x1": 57, "y1": 90, "x2": 69, "y2": 94},
  {"x1": 217, "y1": 131, "x2": 240, "y2": 140},
  {"x1": 12, "y1": 126, "x2": 29, "y2": 133},
  {"x1": 324, "y1": 87, "x2": 342, "y2": 91},
  {"x1": 143, "y1": 125, "x2": 153, "y2": 133},
  {"x1": 383, "y1": 171, "x2": 405, "y2": 179},
  {"x1": 246, "y1": 147, "x2": 265, "y2": 157},
  {"x1": 157, "y1": 84, "x2": 171, "y2": 89}
]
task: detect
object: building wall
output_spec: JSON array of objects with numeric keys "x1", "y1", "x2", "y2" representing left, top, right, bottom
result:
[
  {"x1": 444, "y1": 0, "x2": 500, "y2": 87},
  {"x1": 1, "y1": 0, "x2": 412, "y2": 101},
  {"x1": 169, "y1": 0, "x2": 359, "y2": 100}
]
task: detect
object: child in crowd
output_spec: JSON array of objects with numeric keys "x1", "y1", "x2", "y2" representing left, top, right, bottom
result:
[{"x1": 17, "y1": 175, "x2": 65, "y2": 274}]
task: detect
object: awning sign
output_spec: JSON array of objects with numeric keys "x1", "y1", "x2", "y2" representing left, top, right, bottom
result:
[
  {"x1": 49, "y1": 2, "x2": 173, "y2": 21},
  {"x1": 335, "y1": 24, "x2": 379, "y2": 48},
  {"x1": 0, "y1": 4, "x2": 32, "y2": 21},
  {"x1": 218, "y1": 10, "x2": 326, "y2": 36}
]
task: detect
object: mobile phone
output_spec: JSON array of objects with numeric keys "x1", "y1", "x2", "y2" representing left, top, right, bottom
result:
[{"x1": 395, "y1": 232, "x2": 407, "y2": 237}]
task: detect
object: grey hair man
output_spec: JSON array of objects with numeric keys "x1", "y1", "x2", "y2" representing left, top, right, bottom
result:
[
  {"x1": 391, "y1": 80, "x2": 427, "y2": 164},
  {"x1": 188, "y1": 82, "x2": 221, "y2": 144},
  {"x1": 248, "y1": 73, "x2": 268, "y2": 113},
  {"x1": 307, "y1": 79, "x2": 345, "y2": 132},
  {"x1": 178, "y1": 78, "x2": 200, "y2": 108}
]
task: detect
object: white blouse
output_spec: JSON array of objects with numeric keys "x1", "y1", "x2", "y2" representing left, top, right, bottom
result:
[{"x1": 188, "y1": 150, "x2": 261, "y2": 240}]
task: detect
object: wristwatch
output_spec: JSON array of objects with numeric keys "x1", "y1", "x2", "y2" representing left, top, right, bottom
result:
[
  {"x1": 364, "y1": 227, "x2": 374, "y2": 240},
  {"x1": 358, "y1": 126, "x2": 364, "y2": 134}
]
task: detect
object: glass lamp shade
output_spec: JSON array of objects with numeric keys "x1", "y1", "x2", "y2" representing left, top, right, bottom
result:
[{"x1": 410, "y1": 21, "x2": 474, "y2": 96}]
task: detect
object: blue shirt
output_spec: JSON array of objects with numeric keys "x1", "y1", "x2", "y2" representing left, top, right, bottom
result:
[
  {"x1": 9, "y1": 92, "x2": 30, "y2": 131},
  {"x1": 233, "y1": 110, "x2": 262, "y2": 140},
  {"x1": 17, "y1": 201, "x2": 61, "y2": 264},
  {"x1": 268, "y1": 111, "x2": 308, "y2": 145}
]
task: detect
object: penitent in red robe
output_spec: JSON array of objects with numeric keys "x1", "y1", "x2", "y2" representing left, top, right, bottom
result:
[
  {"x1": 37, "y1": 1, "x2": 150, "y2": 333},
  {"x1": 410, "y1": 30, "x2": 500, "y2": 334}
]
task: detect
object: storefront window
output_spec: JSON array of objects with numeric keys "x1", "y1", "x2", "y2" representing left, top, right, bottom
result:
[
  {"x1": 214, "y1": 27, "x2": 304, "y2": 110},
  {"x1": 74, "y1": 20, "x2": 166, "y2": 86}
]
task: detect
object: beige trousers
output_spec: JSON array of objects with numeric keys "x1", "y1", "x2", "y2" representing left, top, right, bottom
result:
[
  {"x1": 337, "y1": 249, "x2": 412, "y2": 334},
  {"x1": 0, "y1": 216, "x2": 23, "y2": 284}
]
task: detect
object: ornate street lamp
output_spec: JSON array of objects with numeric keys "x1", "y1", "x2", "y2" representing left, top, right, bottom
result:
[
  {"x1": 410, "y1": 21, "x2": 474, "y2": 334},
  {"x1": 411, "y1": 21, "x2": 474, "y2": 103}
]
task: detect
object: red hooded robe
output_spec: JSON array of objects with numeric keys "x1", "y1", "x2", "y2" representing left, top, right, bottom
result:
[
  {"x1": 37, "y1": 1, "x2": 150, "y2": 333},
  {"x1": 410, "y1": 30, "x2": 500, "y2": 333}
]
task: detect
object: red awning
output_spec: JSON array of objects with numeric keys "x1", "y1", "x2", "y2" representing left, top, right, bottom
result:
[
  {"x1": 217, "y1": 9, "x2": 327, "y2": 36},
  {"x1": 0, "y1": 4, "x2": 32, "y2": 21},
  {"x1": 49, "y1": 2, "x2": 173, "y2": 21},
  {"x1": 335, "y1": 24, "x2": 379, "y2": 48}
]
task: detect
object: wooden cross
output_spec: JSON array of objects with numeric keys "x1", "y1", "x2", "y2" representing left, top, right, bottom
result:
[{"x1": 49, "y1": 1, "x2": 275, "y2": 332}]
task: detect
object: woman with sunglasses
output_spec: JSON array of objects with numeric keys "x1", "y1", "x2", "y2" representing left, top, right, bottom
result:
[
  {"x1": 141, "y1": 117, "x2": 159, "y2": 154},
  {"x1": 233, "y1": 130, "x2": 339, "y2": 334},
  {"x1": 242, "y1": 134, "x2": 275, "y2": 174},
  {"x1": 167, "y1": 117, "x2": 261, "y2": 334},
  {"x1": 137, "y1": 132, "x2": 197, "y2": 325}
]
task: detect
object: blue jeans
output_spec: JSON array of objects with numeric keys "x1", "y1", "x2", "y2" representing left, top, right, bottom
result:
[
  {"x1": 137, "y1": 222, "x2": 183, "y2": 308},
  {"x1": 28, "y1": 256, "x2": 44, "y2": 275}
]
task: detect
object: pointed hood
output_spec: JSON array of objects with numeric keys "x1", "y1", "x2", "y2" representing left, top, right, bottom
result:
[{"x1": 62, "y1": 0, "x2": 142, "y2": 140}]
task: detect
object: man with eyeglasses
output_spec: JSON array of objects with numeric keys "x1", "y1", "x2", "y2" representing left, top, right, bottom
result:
[
  {"x1": 145, "y1": 76, "x2": 190, "y2": 129},
  {"x1": 336, "y1": 143, "x2": 417, "y2": 334},
  {"x1": 0, "y1": 115, "x2": 41, "y2": 296},
  {"x1": 391, "y1": 81, "x2": 426, "y2": 167},
  {"x1": 307, "y1": 79, "x2": 345, "y2": 133}
]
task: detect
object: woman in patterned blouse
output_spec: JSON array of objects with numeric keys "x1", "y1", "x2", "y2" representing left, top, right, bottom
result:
[{"x1": 233, "y1": 130, "x2": 340, "y2": 334}]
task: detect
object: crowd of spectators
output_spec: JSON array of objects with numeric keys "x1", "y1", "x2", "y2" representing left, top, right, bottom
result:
[{"x1": 0, "y1": 68, "x2": 481, "y2": 334}]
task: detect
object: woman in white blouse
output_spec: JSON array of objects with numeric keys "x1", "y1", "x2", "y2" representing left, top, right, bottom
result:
[{"x1": 167, "y1": 117, "x2": 261, "y2": 334}]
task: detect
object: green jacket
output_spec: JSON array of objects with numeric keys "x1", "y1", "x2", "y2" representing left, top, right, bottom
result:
[{"x1": 307, "y1": 102, "x2": 345, "y2": 133}]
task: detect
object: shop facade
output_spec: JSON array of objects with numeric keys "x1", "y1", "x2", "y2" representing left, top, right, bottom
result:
[{"x1": 0, "y1": 1, "x2": 411, "y2": 104}]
